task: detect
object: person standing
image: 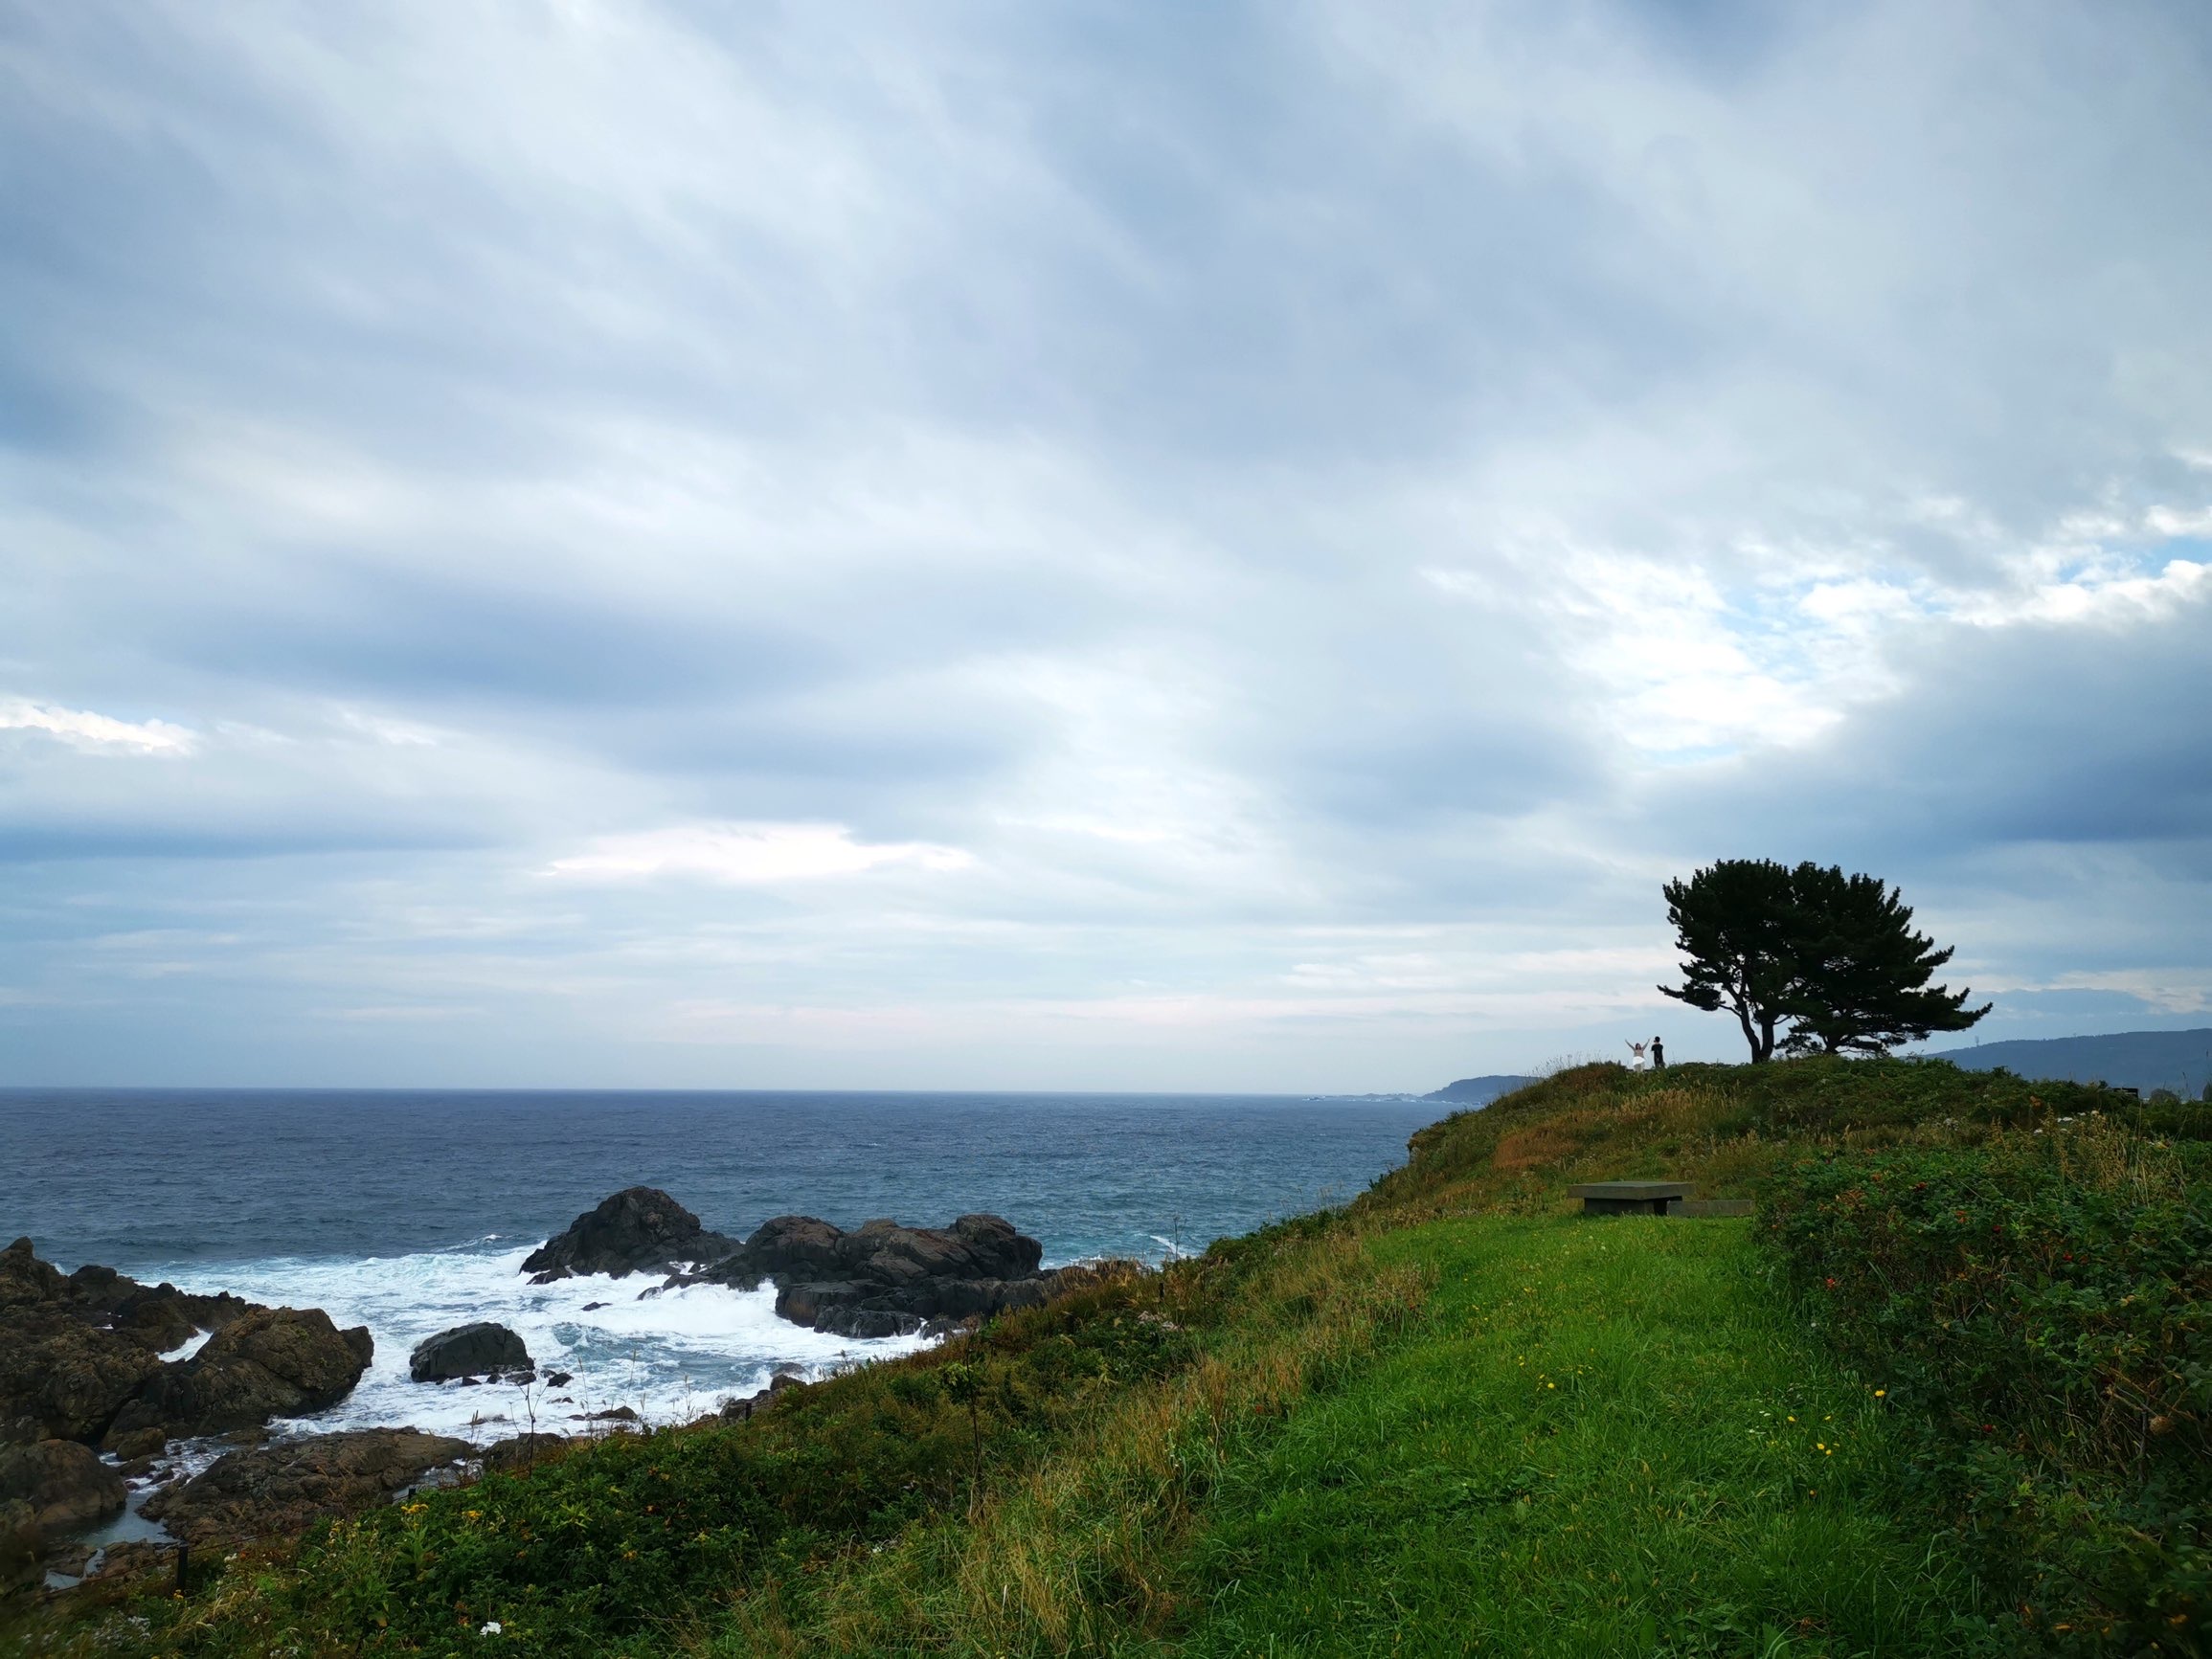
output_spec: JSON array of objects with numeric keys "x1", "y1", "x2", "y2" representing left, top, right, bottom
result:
[
  {"x1": 1651, "y1": 1036, "x2": 1666, "y2": 1070},
  {"x1": 1626, "y1": 1040, "x2": 1648, "y2": 1070}
]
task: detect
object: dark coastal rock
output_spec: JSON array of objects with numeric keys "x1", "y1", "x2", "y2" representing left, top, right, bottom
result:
[
  {"x1": 59, "y1": 1260, "x2": 255, "y2": 1352},
  {"x1": 482, "y1": 1432, "x2": 568, "y2": 1471},
  {"x1": 41, "y1": 1539, "x2": 96, "y2": 1578},
  {"x1": 737, "y1": 1214, "x2": 846, "y2": 1277},
  {"x1": 0, "y1": 1312, "x2": 166, "y2": 1445},
  {"x1": 144, "y1": 1428, "x2": 469, "y2": 1548},
  {"x1": 409, "y1": 1322, "x2": 531, "y2": 1382},
  {"x1": 1, "y1": 1241, "x2": 170, "y2": 1443},
  {"x1": 84, "y1": 1538, "x2": 169, "y2": 1583},
  {"x1": 531, "y1": 1189, "x2": 1086, "y2": 1338},
  {"x1": 709, "y1": 1211, "x2": 1072, "y2": 1336},
  {"x1": 0, "y1": 1238, "x2": 267, "y2": 1446},
  {"x1": 717, "y1": 1369, "x2": 809, "y2": 1424},
  {"x1": 776, "y1": 1266, "x2": 1088, "y2": 1337},
  {"x1": 106, "y1": 1308, "x2": 372, "y2": 1441},
  {"x1": 1, "y1": 1499, "x2": 37, "y2": 1595},
  {"x1": 0, "y1": 1439, "x2": 124, "y2": 1532},
  {"x1": 104, "y1": 1426, "x2": 166, "y2": 1462},
  {"x1": 521, "y1": 1187, "x2": 736, "y2": 1283},
  {"x1": 717, "y1": 1212, "x2": 1041, "y2": 1288}
]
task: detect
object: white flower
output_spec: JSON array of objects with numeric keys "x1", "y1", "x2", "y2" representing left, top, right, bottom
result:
[{"x1": 480, "y1": 1621, "x2": 503, "y2": 1636}]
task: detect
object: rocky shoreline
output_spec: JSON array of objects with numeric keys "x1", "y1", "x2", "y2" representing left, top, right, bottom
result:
[
  {"x1": 527, "y1": 1185, "x2": 1100, "y2": 1338},
  {"x1": 4, "y1": 1188, "x2": 1102, "y2": 1595}
]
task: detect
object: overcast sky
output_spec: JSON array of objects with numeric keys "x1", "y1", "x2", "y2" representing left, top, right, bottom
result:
[{"x1": 3, "y1": 1, "x2": 2209, "y2": 1090}]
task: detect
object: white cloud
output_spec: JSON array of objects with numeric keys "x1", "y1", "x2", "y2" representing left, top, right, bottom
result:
[
  {"x1": 1956, "y1": 555, "x2": 2212, "y2": 630},
  {"x1": 0, "y1": 699, "x2": 196, "y2": 755},
  {"x1": 3, "y1": 2, "x2": 2210, "y2": 1085},
  {"x1": 545, "y1": 822, "x2": 973, "y2": 885}
]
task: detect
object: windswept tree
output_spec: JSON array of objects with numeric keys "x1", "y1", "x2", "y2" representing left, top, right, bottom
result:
[
  {"x1": 1779, "y1": 863, "x2": 1990, "y2": 1055},
  {"x1": 1657, "y1": 858, "x2": 1800, "y2": 1063},
  {"x1": 1659, "y1": 858, "x2": 1989, "y2": 1062}
]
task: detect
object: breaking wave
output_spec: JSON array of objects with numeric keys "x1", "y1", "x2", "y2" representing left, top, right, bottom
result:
[{"x1": 145, "y1": 1242, "x2": 931, "y2": 1443}]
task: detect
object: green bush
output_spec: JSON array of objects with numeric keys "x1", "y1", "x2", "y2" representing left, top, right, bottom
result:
[{"x1": 1763, "y1": 1131, "x2": 2212, "y2": 1654}]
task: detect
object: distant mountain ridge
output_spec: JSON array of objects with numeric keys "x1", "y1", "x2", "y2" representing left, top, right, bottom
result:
[
  {"x1": 1423, "y1": 1074, "x2": 1538, "y2": 1106},
  {"x1": 1927, "y1": 1028, "x2": 2212, "y2": 1096}
]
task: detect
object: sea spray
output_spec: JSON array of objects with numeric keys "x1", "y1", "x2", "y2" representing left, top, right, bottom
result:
[{"x1": 139, "y1": 1243, "x2": 932, "y2": 1441}]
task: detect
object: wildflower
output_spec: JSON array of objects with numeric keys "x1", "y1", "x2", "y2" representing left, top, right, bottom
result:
[
  {"x1": 1873, "y1": 1390, "x2": 1885, "y2": 1398},
  {"x1": 480, "y1": 1621, "x2": 503, "y2": 1636}
]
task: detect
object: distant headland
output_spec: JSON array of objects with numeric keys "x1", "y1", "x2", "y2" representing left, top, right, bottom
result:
[{"x1": 1421, "y1": 1073, "x2": 1538, "y2": 1106}]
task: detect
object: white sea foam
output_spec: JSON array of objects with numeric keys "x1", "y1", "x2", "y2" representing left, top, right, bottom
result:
[
  {"x1": 146, "y1": 1244, "x2": 932, "y2": 1444},
  {"x1": 157, "y1": 1330, "x2": 213, "y2": 1363}
]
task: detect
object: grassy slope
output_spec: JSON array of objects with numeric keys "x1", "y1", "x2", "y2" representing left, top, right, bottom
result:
[
  {"x1": 709, "y1": 1059, "x2": 2079, "y2": 1656},
  {"x1": 1175, "y1": 1216, "x2": 1993, "y2": 1658},
  {"x1": 15, "y1": 1058, "x2": 2184, "y2": 1657}
]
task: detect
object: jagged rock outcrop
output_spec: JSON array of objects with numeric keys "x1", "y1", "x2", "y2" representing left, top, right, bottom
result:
[
  {"x1": 0, "y1": 1237, "x2": 252, "y2": 1445},
  {"x1": 56, "y1": 1260, "x2": 254, "y2": 1353},
  {"x1": 0, "y1": 1439, "x2": 124, "y2": 1533},
  {"x1": 710, "y1": 1212, "x2": 1069, "y2": 1337},
  {"x1": 0, "y1": 1311, "x2": 165, "y2": 1446},
  {"x1": 103, "y1": 1308, "x2": 372, "y2": 1441},
  {"x1": 523, "y1": 1191, "x2": 1094, "y2": 1338},
  {"x1": 410, "y1": 1322, "x2": 531, "y2": 1382},
  {"x1": 144, "y1": 1428, "x2": 469, "y2": 1547},
  {"x1": 521, "y1": 1188, "x2": 735, "y2": 1283},
  {"x1": 481, "y1": 1431, "x2": 568, "y2": 1471},
  {"x1": 716, "y1": 1368, "x2": 808, "y2": 1422}
]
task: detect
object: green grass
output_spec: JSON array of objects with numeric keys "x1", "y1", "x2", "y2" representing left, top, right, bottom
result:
[
  {"x1": 17, "y1": 1058, "x2": 2198, "y2": 1657},
  {"x1": 1171, "y1": 1215, "x2": 2001, "y2": 1658}
]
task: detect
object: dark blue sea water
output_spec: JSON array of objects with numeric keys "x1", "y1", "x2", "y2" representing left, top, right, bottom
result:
[{"x1": 0, "y1": 1088, "x2": 1436, "y2": 1437}]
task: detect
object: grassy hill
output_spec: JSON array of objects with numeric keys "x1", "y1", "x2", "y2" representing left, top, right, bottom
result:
[{"x1": 11, "y1": 1059, "x2": 2208, "y2": 1657}]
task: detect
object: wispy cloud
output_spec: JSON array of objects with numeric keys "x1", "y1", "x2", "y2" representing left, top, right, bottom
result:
[
  {"x1": 546, "y1": 823, "x2": 973, "y2": 885},
  {"x1": 0, "y1": 699, "x2": 196, "y2": 755}
]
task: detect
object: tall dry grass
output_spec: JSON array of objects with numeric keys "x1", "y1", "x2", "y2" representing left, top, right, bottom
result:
[{"x1": 702, "y1": 1226, "x2": 1432, "y2": 1657}]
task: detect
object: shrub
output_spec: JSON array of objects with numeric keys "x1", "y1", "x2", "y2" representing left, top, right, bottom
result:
[{"x1": 1763, "y1": 1127, "x2": 2212, "y2": 1653}]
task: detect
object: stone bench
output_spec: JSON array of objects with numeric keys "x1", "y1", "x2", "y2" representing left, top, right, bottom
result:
[{"x1": 1567, "y1": 1182, "x2": 1753, "y2": 1219}]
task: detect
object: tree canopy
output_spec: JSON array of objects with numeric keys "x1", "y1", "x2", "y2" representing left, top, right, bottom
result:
[{"x1": 1659, "y1": 859, "x2": 1989, "y2": 1063}]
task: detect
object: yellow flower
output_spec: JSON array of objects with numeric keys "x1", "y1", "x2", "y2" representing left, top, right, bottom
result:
[{"x1": 1874, "y1": 1390, "x2": 1886, "y2": 1398}]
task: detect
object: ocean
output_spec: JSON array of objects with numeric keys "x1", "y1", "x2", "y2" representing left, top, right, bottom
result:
[{"x1": 1, "y1": 1088, "x2": 1437, "y2": 1442}]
